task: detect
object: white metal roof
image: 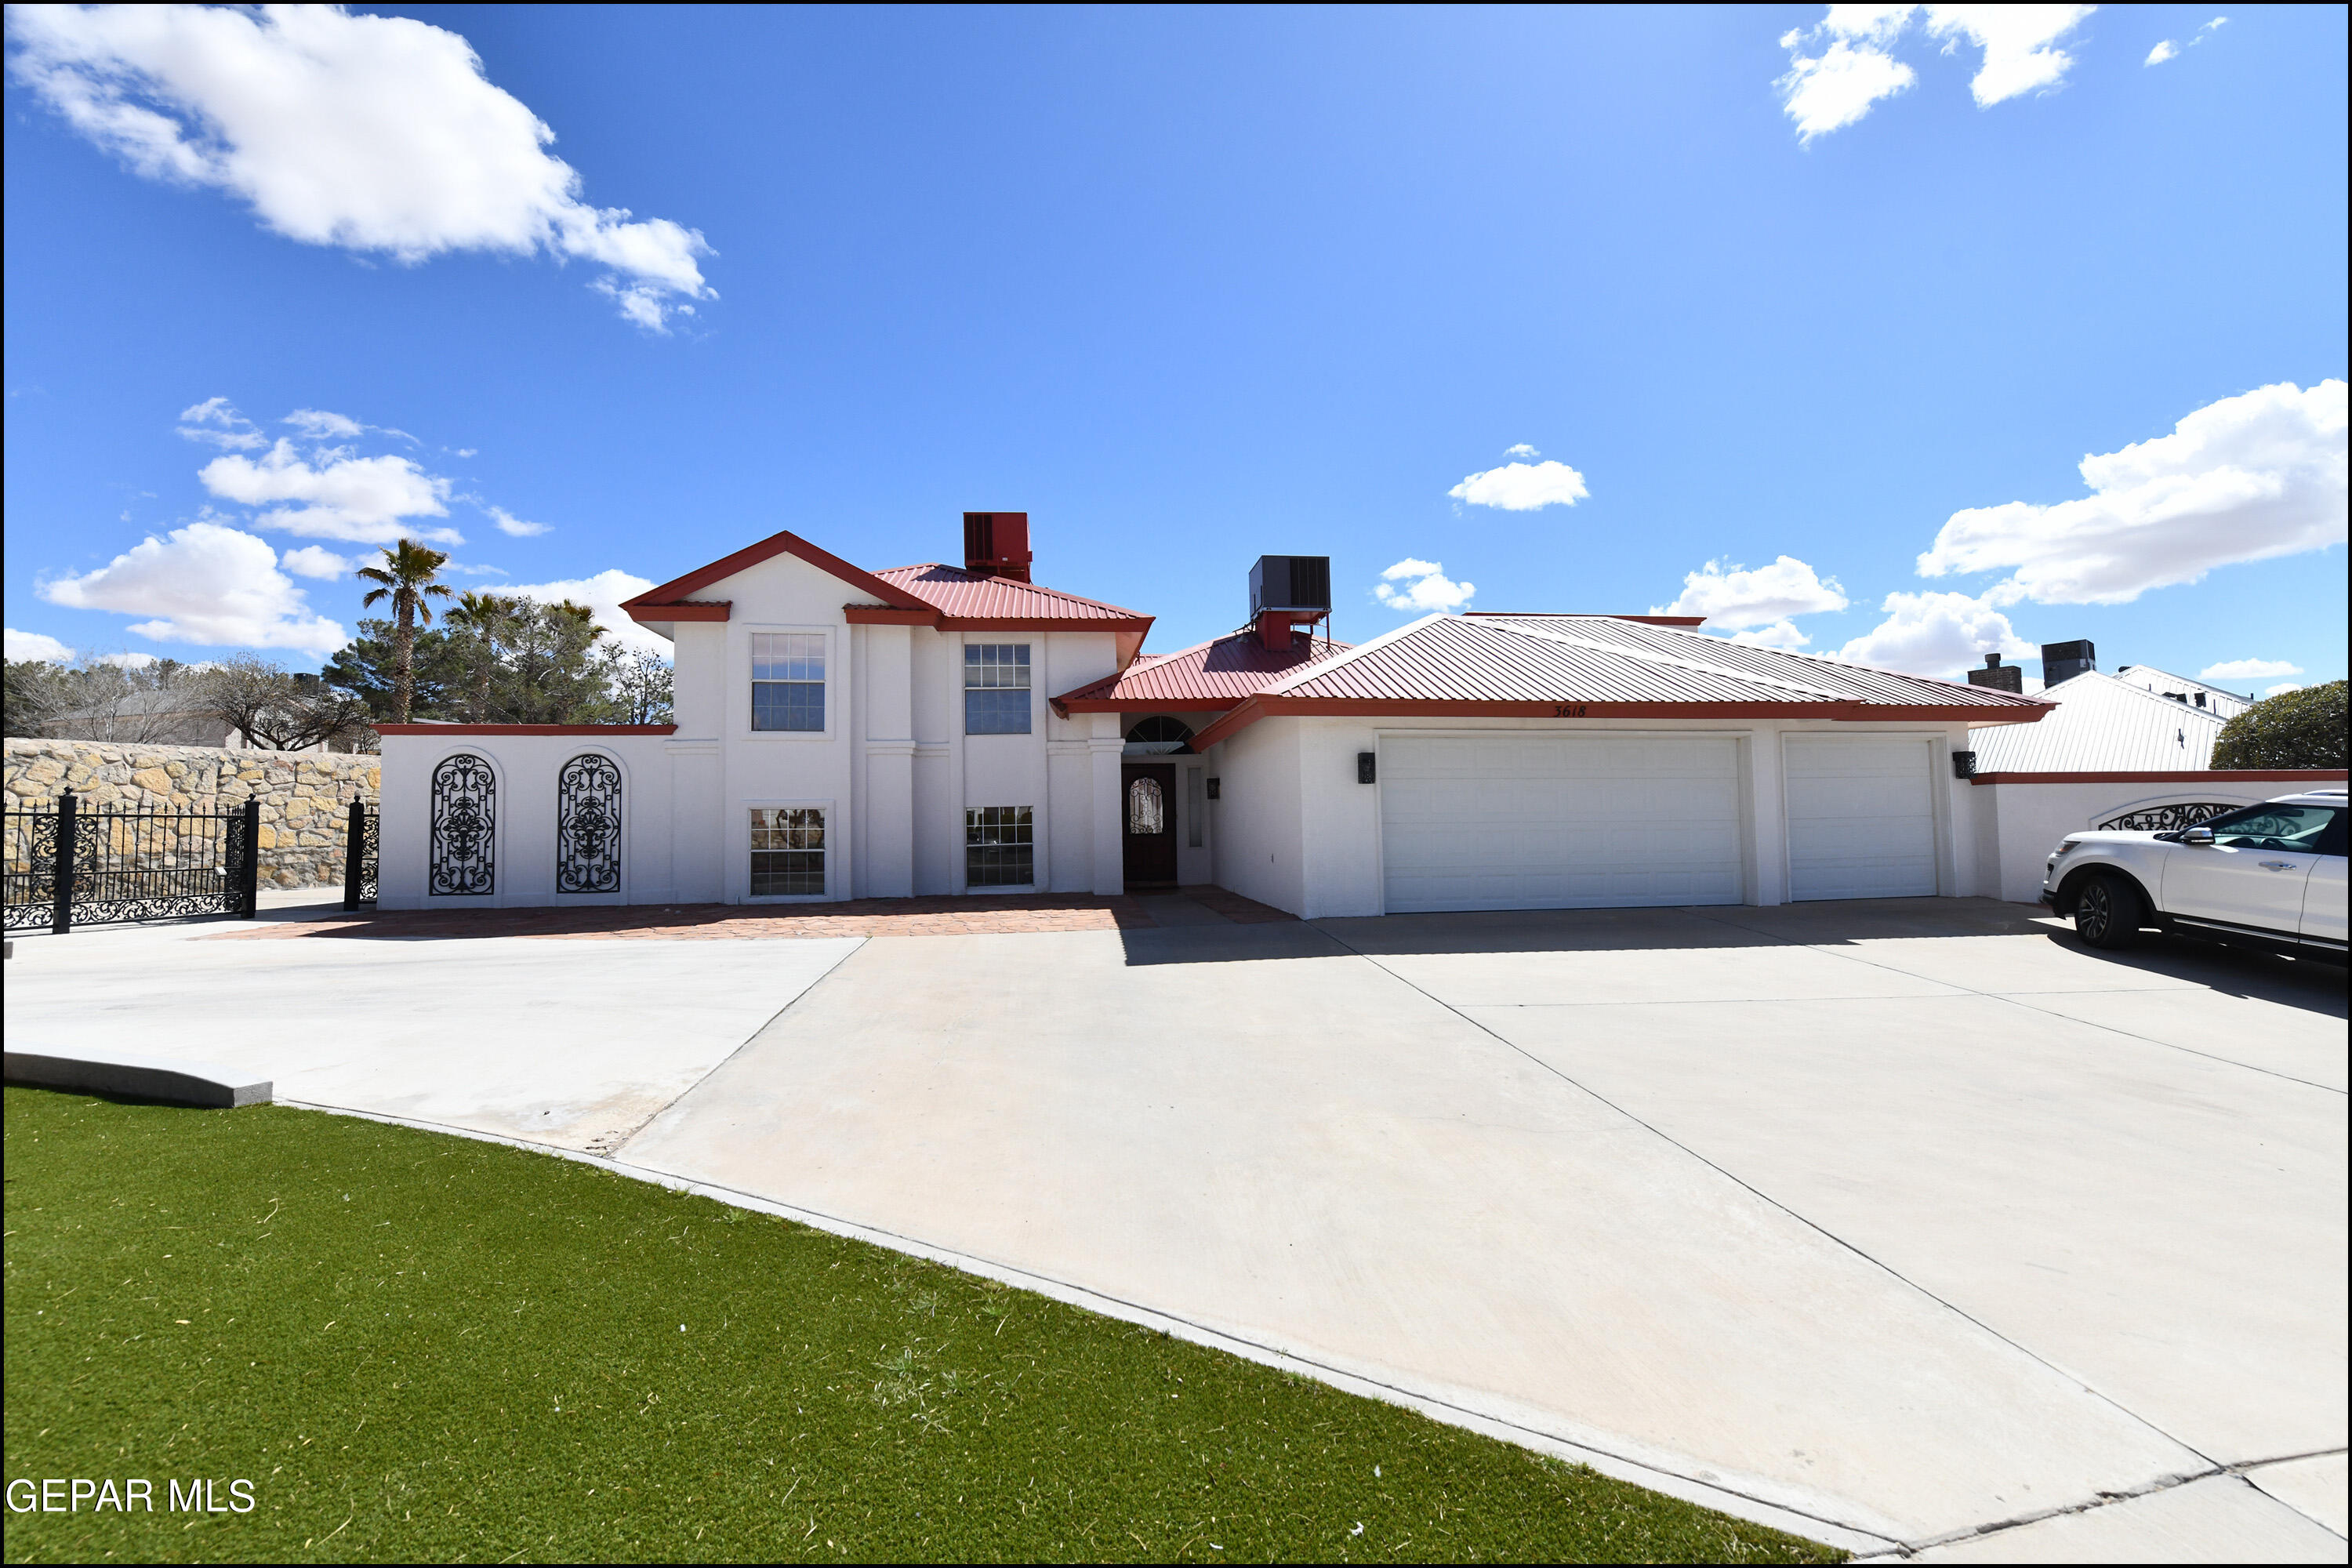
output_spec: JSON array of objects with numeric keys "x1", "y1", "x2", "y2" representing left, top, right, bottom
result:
[
  {"x1": 1969, "y1": 670, "x2": 2226, "y2": 771},
  {"x1": 2110, "y1": 664, "x2": 2255, "y2": 720}
]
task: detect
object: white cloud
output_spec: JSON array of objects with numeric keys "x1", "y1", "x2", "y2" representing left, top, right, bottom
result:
[
  {"x1": 1656, "y1": 555, "x2": 1849, "y2": 630},
  {"x1": 1924, "y1": 6, "x2": 2096, "y2": 107},
  {"x1": 199, "y1": 439, "x2": 459, "y2": 545},
  {"x1": 283, "y1": 408, "x2": 363, "y2": 440},
  {"x1": 38, "y1": 521, "x2": 345, "y2": 654},
  {"x1": 1777, "y1": 34, "x2": 1918, "y2": 142},
  {"x1": 502, "y1": 568, "x2": 666, "y2": 655},
  {"x1": 2200, "y1": 657, "x2": 2303, "y2": 682},
  {"x1": 1728, "y1": 620, "x2": 1813, "y2": 651},
  {"x1": 1776, "y1": 4, "x2": 2093, "y2": 139},
  {"x1": 1837, "y1": 589, "x2": 2032, "y2": 678},
  {"x1": 94, "y1": 651, "x2": 160, "y2": 670},
  {"x1": 2201, "y1": 17, "x2": 2227, "y2": 35},
  {"x1": 7, "y1": 4, "x2": 714, "y2": 330},
  {"x1": 278, "y1": 545, "x2": 358, "y2": 581},
  {"x1": 1374, "y1": 558, "x2": 1476, "y2": 613},
  {"x1": 1502, "y1": 443, "x2": 1541, "y2": 460},
  {"x1": 2264, "y1": 682, "x2": 2303, "y2": 697},
  {"x1": 5, "y1": 627, "x2": 76, "y2": 662},
  {"x1": 176, "y1": 394, "x2": 264, "y2": 450},
  {"x1": 445, "y1": 561, "x2": 511, "y2": 578},
  {"x1": 1917, "y1": 380, "x2": 2348, "y2": 605},
  {"x1": 2145, "y1": 40, "x2": 2178, "y2": 66},
  {"x1": 485, "y1": 504, "x2": 550, "y2": 538},
  {"x1": 1448, "y1": 459, "x2": 1589, "y2": 511}
]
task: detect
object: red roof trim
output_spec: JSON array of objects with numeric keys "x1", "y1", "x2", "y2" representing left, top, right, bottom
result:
[
  {"x1": 939, "y1": 615, "x2": 1154, "y2": 632},
  {"x1": 634, "y1": 600, "x2": 732, "y2": 622},
  {"x1": 844, "y1": 605, "x2": 938, "y2": 626},
  {"x1": 622, "y1": 528, "x2": 934, "y2": 623},
  {"x1": 1971, "y1": 769, "x2": 2348, "y2": 786},
  {"x1": 376, "y1": 724, "x2": 679, "y2": 736},
  {"x1": 1190, "y1": 696, "x2": 2046, "y2": 751}
]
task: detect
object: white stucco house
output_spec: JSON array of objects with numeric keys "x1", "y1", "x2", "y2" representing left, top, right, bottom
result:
[{"x1": 376, "y1": 514, "x2": 2072, "y2": 916}]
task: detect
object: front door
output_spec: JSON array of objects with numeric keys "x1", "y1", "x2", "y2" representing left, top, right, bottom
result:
[{"x1": 1122, "y1": 764, "x2": 1178, "y2": 889}]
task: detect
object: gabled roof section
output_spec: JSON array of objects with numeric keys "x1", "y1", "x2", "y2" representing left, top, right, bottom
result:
[
  {"x1": 1970, "y1": 670, "x2": 2225, "y2": 772},
  {"x1": 870, "y1": 564, "x2": 1152, "y2": 630},
  {"x1": 1053, "y1": 631, "x2": 1352, "y2": 713},
  {"x1": 622, "y1": 528, "x2": 935, "y2": 629},
  {"x1": 1189, "y1": 612, "x2": 2049, "y2": 750}
]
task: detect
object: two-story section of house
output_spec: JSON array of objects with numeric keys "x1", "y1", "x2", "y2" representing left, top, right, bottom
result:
[{"x1": 374, "y1": 514, "x2": 1157, "y2": 908}]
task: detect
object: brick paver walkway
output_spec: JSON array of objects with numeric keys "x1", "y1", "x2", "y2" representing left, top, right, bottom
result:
[{"x1": 212, "y1": 887, "x2": 1295, "y2": 942}]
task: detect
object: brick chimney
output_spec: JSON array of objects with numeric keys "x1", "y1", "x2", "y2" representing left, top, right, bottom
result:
[
  {"x1": 963, "y1": 513, "x2": 1031, "y2": 581},
  {"x1": 1965, "y1": 652, "x2": 2024, "y2": 694}
]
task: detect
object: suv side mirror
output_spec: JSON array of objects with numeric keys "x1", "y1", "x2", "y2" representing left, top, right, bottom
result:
[{"x1": 2182, "y1": 826, "x2": 2215, "y2": 845}]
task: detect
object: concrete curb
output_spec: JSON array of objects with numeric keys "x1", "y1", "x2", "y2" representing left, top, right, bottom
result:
[{"x1": 6, "y1": 1047, "x2": 272, "y2": 1108}]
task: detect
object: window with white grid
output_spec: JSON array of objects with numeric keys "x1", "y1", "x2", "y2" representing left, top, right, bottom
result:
[
  {"x1": 965, "y1": 806, "x2": 1034, "y2": 886},
  {"x1": 750, "y1": 808, "x2": 826, "y2": 895},
  {"x1": 964, "y1": 644, "x2": 1031, "y2": 735},
  {"x1": 751, "y1": 633, "x2": 826, "y2": 731}
]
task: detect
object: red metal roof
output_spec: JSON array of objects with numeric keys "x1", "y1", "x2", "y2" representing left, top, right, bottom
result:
[
  {"x1": 872, "y1": 564, "x2": 1151, "y2": 628},
  {"x1": 1187, "y1": 613, "x2": 2049, "y2": 749},
  {"x1": 1054, "y1": 631, "x2": 1352, "y2": 712}
]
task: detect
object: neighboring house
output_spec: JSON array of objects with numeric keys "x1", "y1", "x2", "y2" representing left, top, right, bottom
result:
[
  {"x1": 2109, "y1": 663, "x2": 2254, "y2": 720},
  {"x1": 377, "y1": 514, "x2": 2058, "y2": 916},
  {"x1": 1962, "y1": 666, "x2": 2344, "y2": 902},
  {"x1": 45, "y1": 688, "x2": 335, "y2": 752},
  {"x1": 1970, "y1": 670, "x2": 2228, "y2": 773}
]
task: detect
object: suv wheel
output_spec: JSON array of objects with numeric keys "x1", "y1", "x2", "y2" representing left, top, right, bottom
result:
[{"x1": 2074, "y1": 873, "x2": 2144, "y2": 950}]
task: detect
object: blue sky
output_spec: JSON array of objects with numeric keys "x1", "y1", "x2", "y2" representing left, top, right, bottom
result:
[{"x1": 5, "y1": 4, "x2": 2345, "y2": 695}]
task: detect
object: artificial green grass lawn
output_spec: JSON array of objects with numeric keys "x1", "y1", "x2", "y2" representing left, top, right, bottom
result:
[{"x1": 4, "y1": 1087, "x2": 1838, "y2": 1564}]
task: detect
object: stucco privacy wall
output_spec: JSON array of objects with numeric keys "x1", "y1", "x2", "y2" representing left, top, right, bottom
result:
[
  {"x1": 377, "y1": 735, "x2": 677, "y2": 909},
  {"x1": 1969, "y1": 772, "x2": 2351, "y2": 904},
  {"x1": 1201, "y1": 717, "x2": 1981, "y2": 919},
  {"x1": 3, "y1": 737, "x2": 379, "y2": 887}
]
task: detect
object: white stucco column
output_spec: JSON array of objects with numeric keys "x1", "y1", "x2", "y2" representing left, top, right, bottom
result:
[
  {"x1": 1089, "y1": 720, "x2": 1125, "y2": 896},
  {"x1": 1744, "y1": 728, "x2": 1788, "y2": 906},
  {"x1": 862, "y1": 624, "x2": 916, "y2": 898}
]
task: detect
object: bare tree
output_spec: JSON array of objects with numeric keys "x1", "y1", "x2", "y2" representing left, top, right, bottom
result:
[
  {"x1": 31, "y1": 655, "x2": 219, "y2": 743},
  {"x1": 201, "y1": 654, "x2": 372, "y2": 751}
]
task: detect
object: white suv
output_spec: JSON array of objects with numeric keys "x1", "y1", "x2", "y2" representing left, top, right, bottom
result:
[{"x1": 2041, "y1": 789, "x2": 2348, "y2": 960}]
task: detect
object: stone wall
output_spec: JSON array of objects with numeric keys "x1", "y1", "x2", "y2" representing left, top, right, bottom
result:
[{"x1": 4, "y1": 738, "x2": 379, "y2": 888}]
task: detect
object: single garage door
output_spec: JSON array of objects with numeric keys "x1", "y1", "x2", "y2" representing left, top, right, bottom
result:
[
  {"x1": 1784, "y1": 736, "x2": 1937, "y2": 900},
  {"x1": 1381, "y1": 735, "x2": 1743, "y2": 913}
]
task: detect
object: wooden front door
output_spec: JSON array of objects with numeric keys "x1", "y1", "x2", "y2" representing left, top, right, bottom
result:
[{"x1": 1121, "y1": 764, "x2": 1178, "y2": 888}]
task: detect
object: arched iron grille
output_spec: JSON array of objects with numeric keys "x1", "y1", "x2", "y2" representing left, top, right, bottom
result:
[
  {"x1": 1126, "y1": 775, "x2": 1166, "y2": 836},
  {"x1": 428, "y1": 753, "x2": 496, "y2": 895},
  {"x1": 557, "y1": 753, "x2": 623, "y2": 894},
  {"x1": 2098, "y1": 802, "x2": 2238, "y2": 832}
]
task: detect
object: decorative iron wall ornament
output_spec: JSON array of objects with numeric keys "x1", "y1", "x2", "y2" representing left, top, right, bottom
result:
[
  {"x1": 429, "y1": 753, "x2": 496, "y2": 895},
  {"x1": 556, "y1": 753, "x2": 623, "y2": 894},
  {"x1": 2098, "y1": 802, "x2": 2240, "y2": 833}
]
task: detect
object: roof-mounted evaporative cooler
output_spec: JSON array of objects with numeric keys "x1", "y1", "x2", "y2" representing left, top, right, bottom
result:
[
  {"x1": 1248, "y1": 554, "x2": 1331, "y2": 652},
  {"x1": 964, "y1": 513, "x2": 1033, "y2": 582}
]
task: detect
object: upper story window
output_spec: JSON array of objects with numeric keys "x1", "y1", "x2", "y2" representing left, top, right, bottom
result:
[
  {"x1": 964, "y1": 644, "x2": 1031, "y2": 735},
  {"x1": 752, "y1": 633, "x2": 826, "y2": 731}
]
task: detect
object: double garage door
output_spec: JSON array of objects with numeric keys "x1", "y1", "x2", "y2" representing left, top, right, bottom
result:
[{"x1": 1380, "y1": 735, "x2": 1936, "y2": 913}]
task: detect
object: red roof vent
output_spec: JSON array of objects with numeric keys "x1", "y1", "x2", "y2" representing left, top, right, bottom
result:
[{"x1": 963, "y1": 512, "x2": 1032, "y2": 582}]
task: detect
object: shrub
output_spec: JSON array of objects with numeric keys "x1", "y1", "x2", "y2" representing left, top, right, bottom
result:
[{"x1": 2212, "y1": 679, "x2": 2347, "y2": 769}]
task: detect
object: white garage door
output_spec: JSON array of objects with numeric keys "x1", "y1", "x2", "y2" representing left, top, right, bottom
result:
[
  {"x1": 1381, "y1": 735, "x2": 1743, "y2": 913},
  {"x1": 1784, "y1": 737, "x2": 1937, "y2": 900}
]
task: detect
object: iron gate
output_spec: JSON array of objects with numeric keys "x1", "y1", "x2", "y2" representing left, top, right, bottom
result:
[{"x1": 3, "y1": 796, "x2": 260, "y2": 932}]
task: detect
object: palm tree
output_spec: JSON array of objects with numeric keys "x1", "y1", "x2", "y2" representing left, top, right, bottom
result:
[
  {"x1": 356, "y1": 539, "x2": 452, "y2": 723},
  {"x1": 444, "y1": 590, "x2": 519, "y2": 722}
]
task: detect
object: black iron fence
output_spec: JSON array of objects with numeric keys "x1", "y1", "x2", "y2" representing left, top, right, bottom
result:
[
  {"x1": 343, "y1": 800, "x2": 379, "y2": 910},
  {"x1": 3, "y1": 796, "x2": 260, "y2": 933}
]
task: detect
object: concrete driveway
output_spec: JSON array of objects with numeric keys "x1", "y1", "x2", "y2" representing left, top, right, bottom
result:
[{"x1": 5, "y1": 895, "x2": 2344, "y2": 1559}]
